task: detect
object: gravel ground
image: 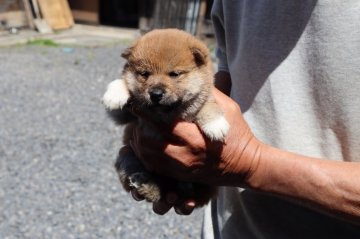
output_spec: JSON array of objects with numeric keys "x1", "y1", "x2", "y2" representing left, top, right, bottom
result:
[{"x1": 0, "y1": 44, "x2": 203, "y2": 239}]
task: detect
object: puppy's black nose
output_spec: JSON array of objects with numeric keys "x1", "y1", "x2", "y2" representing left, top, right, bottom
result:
[{"x1": 149, "y1": 88, "x2": 164, "y2": 103}]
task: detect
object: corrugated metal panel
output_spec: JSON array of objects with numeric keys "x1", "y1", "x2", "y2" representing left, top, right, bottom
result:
[{"x1": 151, "y1": 0, "x2": 201, "y2": 35}]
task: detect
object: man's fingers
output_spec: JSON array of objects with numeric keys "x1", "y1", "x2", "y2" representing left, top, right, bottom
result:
[
  {"x1": 170, "y1": 121, "x2": 206, "y2": 147},
  {"x1": 154, "y1": 192, "x2": 197, "y2": 216},
  {"x1": 152, "y1": 200, "x2": 172, "y2": 215},
  {"x1": 165, "y1": 192, "x2": 178, "y2": 204},
  {"x1": 174, "y1": 200, "x2": 196, "y2": 215},
  {"x1": 152, "y1": 192, "x2": 179, "y2": 215},
  {"x1": 132, "y1": 187, "x2": 197, "y2": 216}
]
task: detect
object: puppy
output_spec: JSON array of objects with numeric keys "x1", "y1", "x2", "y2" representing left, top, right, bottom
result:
[{"x1": 103, "y1": 29, "x2": 229, "y2": 207}]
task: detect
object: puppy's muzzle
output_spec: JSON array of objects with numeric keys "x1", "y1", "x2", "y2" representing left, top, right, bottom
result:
[{"x1": 149, "y1": 88, "x2": 165, "y2": 104}]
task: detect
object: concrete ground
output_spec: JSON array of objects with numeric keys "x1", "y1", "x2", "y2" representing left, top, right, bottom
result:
[
  {"x1": 0, "y1": 24, "x2": 140, "y2": 47},
  {"x1": 0, "y1": 25, "x2": 204, "y2": 239}
]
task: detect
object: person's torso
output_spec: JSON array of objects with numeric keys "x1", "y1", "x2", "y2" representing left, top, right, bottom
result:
[{"x1": 203, "y1": 1, "x2": 360, "y2": 238}]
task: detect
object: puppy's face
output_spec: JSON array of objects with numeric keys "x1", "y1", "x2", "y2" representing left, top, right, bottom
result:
[{"x1": 122, "y1": 29, "x2": 213, "y2": 110}]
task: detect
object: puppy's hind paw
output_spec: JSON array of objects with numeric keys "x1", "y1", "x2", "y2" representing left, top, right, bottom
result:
[
  {"x1": 201, "y1": 116, "x2": 230, "y2": 141},
  {"x1": 102, "y1": 79, "x2": 130, "y2": 110},
  {"x1": 129, "y1": 173, "x2": 161, "y2": 202}
]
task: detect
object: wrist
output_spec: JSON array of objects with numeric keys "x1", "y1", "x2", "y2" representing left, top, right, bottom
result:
[
  {"x1": 219, "y1": 131, "x2": 263, "y2": 187},
  {"x1": 237, "y1": 136, "x2": 263, "y2": 187},
  {"x1": 244, "y1": 143, "x2": 273, "y2": 189}
]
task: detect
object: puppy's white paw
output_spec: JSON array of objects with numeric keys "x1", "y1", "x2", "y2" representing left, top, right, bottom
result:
[
  {"x1": 102, "y1": 79, "x2": 130, "y2": 110},
  {"x1": 201, "y1": 116, "x2": 230, "y2": 141}
]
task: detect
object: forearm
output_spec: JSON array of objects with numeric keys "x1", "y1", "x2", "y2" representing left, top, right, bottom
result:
[
  {"x1": 213, "y1": 71, "x2": 360, "y2": 223},
  {"x1": 247, "y1": 144, "x2": 360, "y2": 224}
]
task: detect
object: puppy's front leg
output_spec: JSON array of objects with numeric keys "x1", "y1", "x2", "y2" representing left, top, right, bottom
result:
[
  {"x1": 196, "y1": 99, "x2": 230, "y2": 141},
  {"x1": 103, "y1": 79, "x2": 136, "y2": 125},
  {"x1": 102, "y1": 79, "x2": 130, "y2": 110}
]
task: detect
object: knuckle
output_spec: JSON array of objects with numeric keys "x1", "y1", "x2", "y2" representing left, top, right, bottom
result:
[
  {"x1": 190, "y1": 139, "x2": 205, "y2": 151},
  {"x1": 228, "y1": 100, "x2": 240, "y2": 112}
]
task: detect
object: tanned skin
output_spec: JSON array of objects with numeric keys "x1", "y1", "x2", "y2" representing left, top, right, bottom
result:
[{"x1": 130, "y1": 71, "x2": 360, "y2": 224}]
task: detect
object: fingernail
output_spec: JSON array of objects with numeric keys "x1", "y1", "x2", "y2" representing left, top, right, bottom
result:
[{"x1": 185, "y1": 200, "x2": 196, "y2": 211}]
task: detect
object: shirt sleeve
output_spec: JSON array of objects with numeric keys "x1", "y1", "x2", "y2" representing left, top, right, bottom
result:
[
  {"x1": 215, "y1": 47, "x2": 228, "y2": 72},
  {"x1": 211, "y1": 0, "x2": 229, "y2": 73}
]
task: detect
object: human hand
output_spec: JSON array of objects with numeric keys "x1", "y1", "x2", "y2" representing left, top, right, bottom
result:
[
  {"x1": 131, "y1": 88, "x2": 262, "y2": 186},
  {"x1": 130, "y1": 190, "x2": 197, "y2": 215},
  {"x1": 129, "y1": 88, "x2": 263, "y2": 213}
]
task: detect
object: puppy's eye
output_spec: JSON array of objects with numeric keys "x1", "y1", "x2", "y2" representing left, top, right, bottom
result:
[
  {"x1": 169, "y1": 71, "x2": 182, "y2": 78},
  {"x1": 138, "y1": 71, "x2": 150, "y2": 78}
]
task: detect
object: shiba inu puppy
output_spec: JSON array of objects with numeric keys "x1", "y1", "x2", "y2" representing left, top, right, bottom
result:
[{"x1": 103, "y1": 29, "x2": 229, "y2": 207}]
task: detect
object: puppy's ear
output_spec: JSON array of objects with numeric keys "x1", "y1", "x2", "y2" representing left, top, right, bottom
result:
[
  {"x1": 191, "y1": 47, "x2": 208, "y2": 67},
  {"x1": 121, "y1": 47, "x2": 133, "y2": 60}
]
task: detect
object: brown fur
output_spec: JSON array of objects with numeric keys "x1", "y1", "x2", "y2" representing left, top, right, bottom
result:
[
  {"x1": 122, "y1": 29, "x2": 214, "y2": 122},
  {"x1": 105, "y1": 29, "x2": 229, "y2": 207}
]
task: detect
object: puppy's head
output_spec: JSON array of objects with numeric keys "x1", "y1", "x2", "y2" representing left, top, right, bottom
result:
[{"x1": 121, "y1": 29, "x2": 213, "y2": 110}]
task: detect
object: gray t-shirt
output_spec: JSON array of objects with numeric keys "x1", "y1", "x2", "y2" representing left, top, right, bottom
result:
[{"x1": 203, "y1": 1, "x2": 360, "y2": 238}]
